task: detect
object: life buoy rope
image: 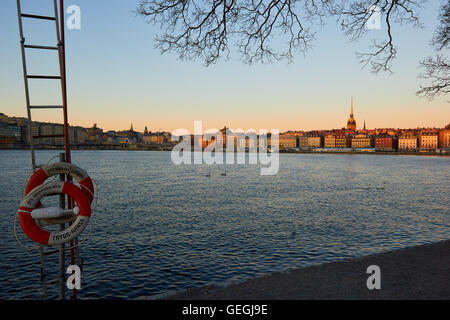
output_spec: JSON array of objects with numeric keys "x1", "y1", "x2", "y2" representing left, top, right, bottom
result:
[
  {"x1": 13, "y1": 178, "x2": 97, "y2": 251},
  {"x1": 17, "y1": 162, "x2": 95, "y2": 246},
  {"x1": 19, "y1": 181, "x2": 91, "y2": 245},
  {"x1": 25, "y1": 162, "x2": 94, "y2": 203}
]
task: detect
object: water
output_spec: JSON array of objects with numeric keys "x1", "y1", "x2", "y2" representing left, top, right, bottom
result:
[{"x1": 0, "y1": 150, "x2": 449, "y2": 299}]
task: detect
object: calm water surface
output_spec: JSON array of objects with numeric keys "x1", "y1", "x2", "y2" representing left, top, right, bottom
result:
[{"x1": 0, "y1": 150, "x2": 449, "y2": 299}]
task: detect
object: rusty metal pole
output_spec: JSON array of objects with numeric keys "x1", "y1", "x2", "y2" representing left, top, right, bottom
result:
[
  {"x1": 58, "y1": 153, "x2": 66, "y2": 300},
  {"x1": 59, "y1": 0, "x2": 76, "y2": 300},
  {"x1": 59, "y1": 0, "x2": 70, "y2": 163}
]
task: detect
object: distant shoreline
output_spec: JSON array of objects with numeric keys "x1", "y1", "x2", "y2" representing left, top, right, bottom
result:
[
  {"x1": 280, "y1": 150, "x2": 450, "y2": 157},
  {"x1": 1, "y1": 146, "x2": 449, "y2": 157}
]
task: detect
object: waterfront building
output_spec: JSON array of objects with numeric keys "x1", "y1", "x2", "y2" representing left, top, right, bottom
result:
[
  {"x1": 439, "y1": 124, "x2": 450, "y2": 149},
  {"x1": 374, "y1": 135, "x2": 397, "y2": 151},
  {"x1": 419, "y1": 131, "x2": 438, "y2": 150},
  {"x1": 143, "y1": 134, "x2": 166, "y2": 145},
  {"x1": 335, "y1": 134, "x2": 351, "y2": 148},
  {"x1": 398, "y1": 133, "x2": 417, "y2": 151},
  {"x1": 214, "y1": 126, "x2": 229, "y2": 149},
  {"x1": 54, "y1": 125, "x2": 64, "y2": 146},
  {"x1": 152, "y1": 135, "x2": 165, "y2": 144},
  {"x1": 191, "y1": 135, "x2": 202, "y2": 149},
  {"x1": 88, "y1": 123, "x2": 104, "y2": 143},
  {"x1": 307, "y1": 135, "x2": 323, "y2": 148},
  {"x1": 28, "y1": 123, "x2": 40, "y2": 145},
  {"x1": 346, "y1": 98, "x2": 357, "y2": 131},
  {"x1": 76, "y1": 128, "x2": 88, "y2": 144},
  {"x1": 198, "y1": 134, "x2": 216, "y2": 149},
  {"x1": 299, "y1": 135, "x2": 309, "y2": 148},
  {"x1": 19, "y1": 125, "x2": 28, "y2": 144},
  {"x1": 161, "y1": 132, "x2": 172, "y2": 142},
  {"x1": 116, "y1": 124, "x2": 138, "y2": 144},
  {"x1": 249, "y1": 135, "x2": 259, "y2": 149},
  {"x1": 0, "y1": 113, "x2": 8, "y2": 123},
  {"x1": 0, "y1": 123, "x2": 21, "y2": 145},
  {"x1": 41, "y1": 124, "x2": 54, "y2": 145},
  {"x1": 68, "y1": 126, "x2": 87, "y2": 145},
  {"x1": 351, "y1": 134, "x2": 372, "y2": 149},
  {"x1": 116, "y1": 136, "x2": 129, "y2": 144},
  {"x1": 258, "y1": 135, "x2": 267, "y2": 150},
  {"x1": 69, "y1": 127, "x2": 75, "y2": 144},
  {"x1": 105, "y1": 130, "x2": 117, "y2": 138},
  {"x1": 324, "y1": 134, "x2": 336, "y2": 148},
  {"x1": 279, "y1": 134, "x2": 297, "y2": 149},
  {"x1": 34, "y1": 124, "x2": 41, "y2": 145},
  {"x1": 231, "y1": 133, "x2": 258, "y2": 150},
  {"x1": 142, "y1": 135, "x2": 151, "y2": 145}
]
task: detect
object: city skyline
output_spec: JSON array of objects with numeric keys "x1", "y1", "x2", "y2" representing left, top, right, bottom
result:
[
  {"x1": 2, "y1": 108, "x2": 449, "y2": 152},
  {"x1": 0, "y1": 1, "x2": 449, "y2": 133},
  {"x1": 1, "y1": 103, "x2": 449, "y2": 135}
]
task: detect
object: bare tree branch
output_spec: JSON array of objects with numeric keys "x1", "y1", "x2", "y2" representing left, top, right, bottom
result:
[
  {"x1": 136, "y1": 0, "x2": 448, "y2": 100},
  {"x1": 431, "y1": 0, "x2": 449, "y2": 51},
  {"x1": 337, "y1": 0, "x2": 424, "y2": 73},
  {"x1": 136, "y1": 0, "x2": 336, "y2": 65},
  {"x1": 417, "y1": 1, "x2": 449, "y2": 99},
  {"x1": 136, "y1": 0, "x2": 426, "y2": 71},
  {"x1": 417, "y1": 55, "x2": 450, "y2": 99}
]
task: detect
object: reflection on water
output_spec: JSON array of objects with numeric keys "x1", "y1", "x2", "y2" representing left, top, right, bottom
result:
[{"x1": 0, "y1": 150, "x2": 449, "y2": 299}]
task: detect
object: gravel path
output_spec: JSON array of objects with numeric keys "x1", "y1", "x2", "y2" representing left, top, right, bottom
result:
[{"x1": 163, "y1": 240, "x2": 450, "y2": 300}]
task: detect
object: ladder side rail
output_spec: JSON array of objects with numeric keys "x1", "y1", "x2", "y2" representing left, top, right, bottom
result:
[
  {"x1": 58, "y1": 153, "x2": 66, "y2": 300},
  {"x1": 16, "y1": 0, "x2": 36, "y2": 171},
  {"x1": 53, "y1": 2, "x2": 69, "y2": 301},
  {"x1": 17, "y1": 0, "x2": 46, "y2": 298},
  {"x1": 55, "y1": 0, "x2": 77, "y2": 301},
  {"x1": 55, "y1": 0, "x2": 71, "y2": 164}
]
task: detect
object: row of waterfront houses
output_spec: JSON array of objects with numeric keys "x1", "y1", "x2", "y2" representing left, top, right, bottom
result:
[
  {"x1": 0, "y1": 113, "x2": 171, "y2": 147},
  {"x1": 278, "y1": 126, "x2": 450, "y2": 151},
  {"x1": 179, "y1": 125, "x2": 449, "y2": 153},
  {"x1": 1, "y1": 112, "x2": 449, "y2": 152}
]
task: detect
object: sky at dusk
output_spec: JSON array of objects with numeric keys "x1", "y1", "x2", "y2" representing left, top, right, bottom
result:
[{"x1": 0, "y1": 0, "x2": 449, "y2": 133}]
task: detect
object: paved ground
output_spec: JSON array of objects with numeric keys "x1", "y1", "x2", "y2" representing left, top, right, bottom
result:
[{"x1": 161, "y1": 240, "x2": 450, "y2": 300}]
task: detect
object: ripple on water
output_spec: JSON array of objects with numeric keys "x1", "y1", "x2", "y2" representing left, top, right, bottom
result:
[{"x1": 0, "y1": 150, "x2": 449, "y2": 299}]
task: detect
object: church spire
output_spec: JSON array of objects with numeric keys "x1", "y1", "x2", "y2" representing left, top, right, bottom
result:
[
  {"x1": 351, "y1": 97, "x2": 354, "y2": 116},
  {"x1": 130, "y1": 123, "x2": 134, "y2": 132},
  {"x1": 346, "y1": 97, "x2": 357, "y2": 131}
]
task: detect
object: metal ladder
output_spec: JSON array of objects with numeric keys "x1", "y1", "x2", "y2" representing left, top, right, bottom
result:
[
  {"x1": 16, "y1": 0, "x2": 77, "y2": 300},
  {"x1": 16, "y1": 0, "x2": 71, "y2": 171}
]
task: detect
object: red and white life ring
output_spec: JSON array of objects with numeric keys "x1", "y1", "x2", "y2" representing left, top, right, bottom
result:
[
  {"x1": 19, "y1": 181, "x2": 91, "y2": 245},
  {"x1": 26, "y1": 162, "x2": 94, "y2": 203}
]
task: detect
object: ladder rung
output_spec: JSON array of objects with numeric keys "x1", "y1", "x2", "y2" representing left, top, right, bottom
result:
[
  {"x1": 24, "y1": 44, "x2": 59, "y2": 50},
  {"x1": 21, "y1": 13, "x2": 56, "y2": 21},
  {"x1": 30, "y1": 105, "x2": 63, "y2": 109},
  {"x1": 27, "y1": 75, "x2": 61, "y2": 80},
  {"x1": 43, "y1": 250, "x2": 59, "y2": 256},
  {"x1": 34, "y1": 134, "x2": 65, "y2": 139},
  {"x1": 45, "y1": 280, "x2": 59, "y2": 285}
]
